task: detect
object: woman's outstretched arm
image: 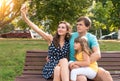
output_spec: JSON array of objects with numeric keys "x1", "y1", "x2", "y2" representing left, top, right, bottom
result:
[{"x1": 20, "y1": 4, "x2": 53, "y2": 45}]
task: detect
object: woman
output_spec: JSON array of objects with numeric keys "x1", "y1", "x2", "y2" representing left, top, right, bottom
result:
[{"x1": 20, "y1": 4, "x2": 71, "y2": 81}]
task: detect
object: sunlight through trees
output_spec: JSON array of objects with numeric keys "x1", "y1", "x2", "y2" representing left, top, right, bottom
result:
[{"x1": 0, "y1": 0, "x2": 25, "y2": 29}]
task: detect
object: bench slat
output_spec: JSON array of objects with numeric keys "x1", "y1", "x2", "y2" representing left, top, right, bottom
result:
[
  {"x1": 22, "y1": 71, "x2": 42, "y2": 75},
  {"x1": 24, "y1": 66, "x2": 43, "y2": 70},
  {"x1": 26, "y1": 53, "x2": 48, "y2": 57},
  {"x1": 25, "y1": 62, "x2": 46, "y2": 66},
  {"x1": 99, "y1": 58, "x2": 120, "y2": 61},
  {"x1": 101, "y1": 54, "x2": 120, "y2": 57},
  {"x1": 102, "y1": 66, "x2": 120, "y2": 70},
  {"x1": 98, "y1": 62, "x2": 120, "y2": 65},
  {"x1": 25, "y1": 58, "x2": 46, "y2": 62}
]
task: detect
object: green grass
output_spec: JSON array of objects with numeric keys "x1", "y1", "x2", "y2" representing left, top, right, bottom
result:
[
  {"x1": 0, "y1": 39, "x2": 120, "y2": 81},
  {"x1": 99, "y1": 40, "x2": 120, "y2": 51},
  {"x1": 0, "y1": 39, "x2": 48, "y2": 81}
]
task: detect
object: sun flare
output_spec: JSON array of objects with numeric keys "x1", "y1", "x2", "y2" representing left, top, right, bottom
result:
[
  {"x1": 0, "y1": 0, "x2": 13, "y2": 10},
  {"x1": 0, "y1": 0, "x2": 13, "y2": 18},
  {"x1": 0, "y1": 0, "x2": 3, "y2": 7}
]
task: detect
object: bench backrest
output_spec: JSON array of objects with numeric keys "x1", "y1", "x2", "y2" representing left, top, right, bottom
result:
[
  {"x1": 98, "y1": 51, "x2": 120, "y2": 75},
  {"x1": 22, "y1": 50, "x2": 120, "y2": 76}
]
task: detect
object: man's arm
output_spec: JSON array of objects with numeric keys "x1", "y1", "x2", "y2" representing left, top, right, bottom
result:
[{"x1": 90, "y1": 46, "x2": 101, "y2": 63}]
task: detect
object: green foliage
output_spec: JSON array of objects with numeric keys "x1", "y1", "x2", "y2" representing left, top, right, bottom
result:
[
  {"x1": 89, "y1": 0, "x2": 120, "y2": 37},
  {"x1": 90, "y1": 1, "x2": 113, "y2": 30},
  {"x1": 110, "y1": 0, "x2": 120, "y2": 28},
  {"x1": 12, "y1": 17, "x2": 30, "y2": 30},
  {"x1": 93, "y1": 0, "x2": 120, "y2": 31},
  {"x1": 0, "y1": 0, "x2": 120, "y2": 36},
  {"x1": 0, "y1": 0, "x2": 26, "y2": 29},
  {"x1": 0, "y1": 24, "x2": 14, "y2": 34},
  {"x1": 28, "y1": 0, "x2": 93, "y2": 34}
]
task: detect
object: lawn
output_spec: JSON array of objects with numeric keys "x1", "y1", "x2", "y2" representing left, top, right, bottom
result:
[
  {"x1": 99, "y1": 40, "x2": 120, "y2": 51},
  {"x1": 0, "y1": 39, "x2": 120, "y2": 81},
  {"x1": 0, "y1": 39, "x2": 48, "y2": 81}
]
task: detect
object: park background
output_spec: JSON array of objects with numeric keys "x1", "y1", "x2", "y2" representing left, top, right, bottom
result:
[{"x1": 0, "y1": 0, "x2": 120, "y2": 81}]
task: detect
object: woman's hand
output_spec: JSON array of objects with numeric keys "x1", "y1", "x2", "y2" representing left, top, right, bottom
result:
[
  {"x1": 20, "y1": 4, "x2": 28, "y2": 19},
  {"x1": 46, "y1": 56, "x2": 49, "y2": 62}
]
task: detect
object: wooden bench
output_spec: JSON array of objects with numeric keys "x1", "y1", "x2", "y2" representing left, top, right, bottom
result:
[{"x1": 15, "y1": 50, "x2": 120, "y2": 81}]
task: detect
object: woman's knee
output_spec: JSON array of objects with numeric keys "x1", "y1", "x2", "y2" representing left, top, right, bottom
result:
[{"x1": 59, "y1": 58, "x2": 68, "y2": 65}]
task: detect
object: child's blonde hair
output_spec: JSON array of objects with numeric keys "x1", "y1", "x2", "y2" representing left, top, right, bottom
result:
[{"x1": 74, "y1": 36, "x2": 92, "y2": 57}]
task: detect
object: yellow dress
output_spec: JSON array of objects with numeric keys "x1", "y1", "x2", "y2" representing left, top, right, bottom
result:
[{"x1": 75, "y1": 52, "x2": 98, "y2": 72}]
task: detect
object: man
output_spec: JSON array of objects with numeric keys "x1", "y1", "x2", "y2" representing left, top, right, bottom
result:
[{"x1": 69, "y1": 16, "x2": 113, "y2": 81}]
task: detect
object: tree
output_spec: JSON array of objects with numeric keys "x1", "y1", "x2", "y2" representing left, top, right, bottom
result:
[
  {"x1": 94, "y1": 0, "x2": 120, "y2": 39},
  {"x1": 0, "y1": 0, "x2": 26, "y2": 29},
  {"x1": 110, "y1": 0, "x2": 120, "y2": 39},
  {"x1": 90, "y1": 1, "x2": 113, "y2": 37},
  {"x1": 0, "y1": 23, "x2": 14, "y2": 34},
  {"x1": 27, "y1": 0, "x2": 93, "y2": 33}
]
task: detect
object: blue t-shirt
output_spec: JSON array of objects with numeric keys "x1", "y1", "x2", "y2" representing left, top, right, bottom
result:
[{"x1": 69, "y1": 32, "x2": 99, "y2": 61}]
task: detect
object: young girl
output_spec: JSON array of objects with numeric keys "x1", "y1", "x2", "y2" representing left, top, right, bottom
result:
[{"x1": 69, "y1": 36, "x2": 98, "y2": 81}]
